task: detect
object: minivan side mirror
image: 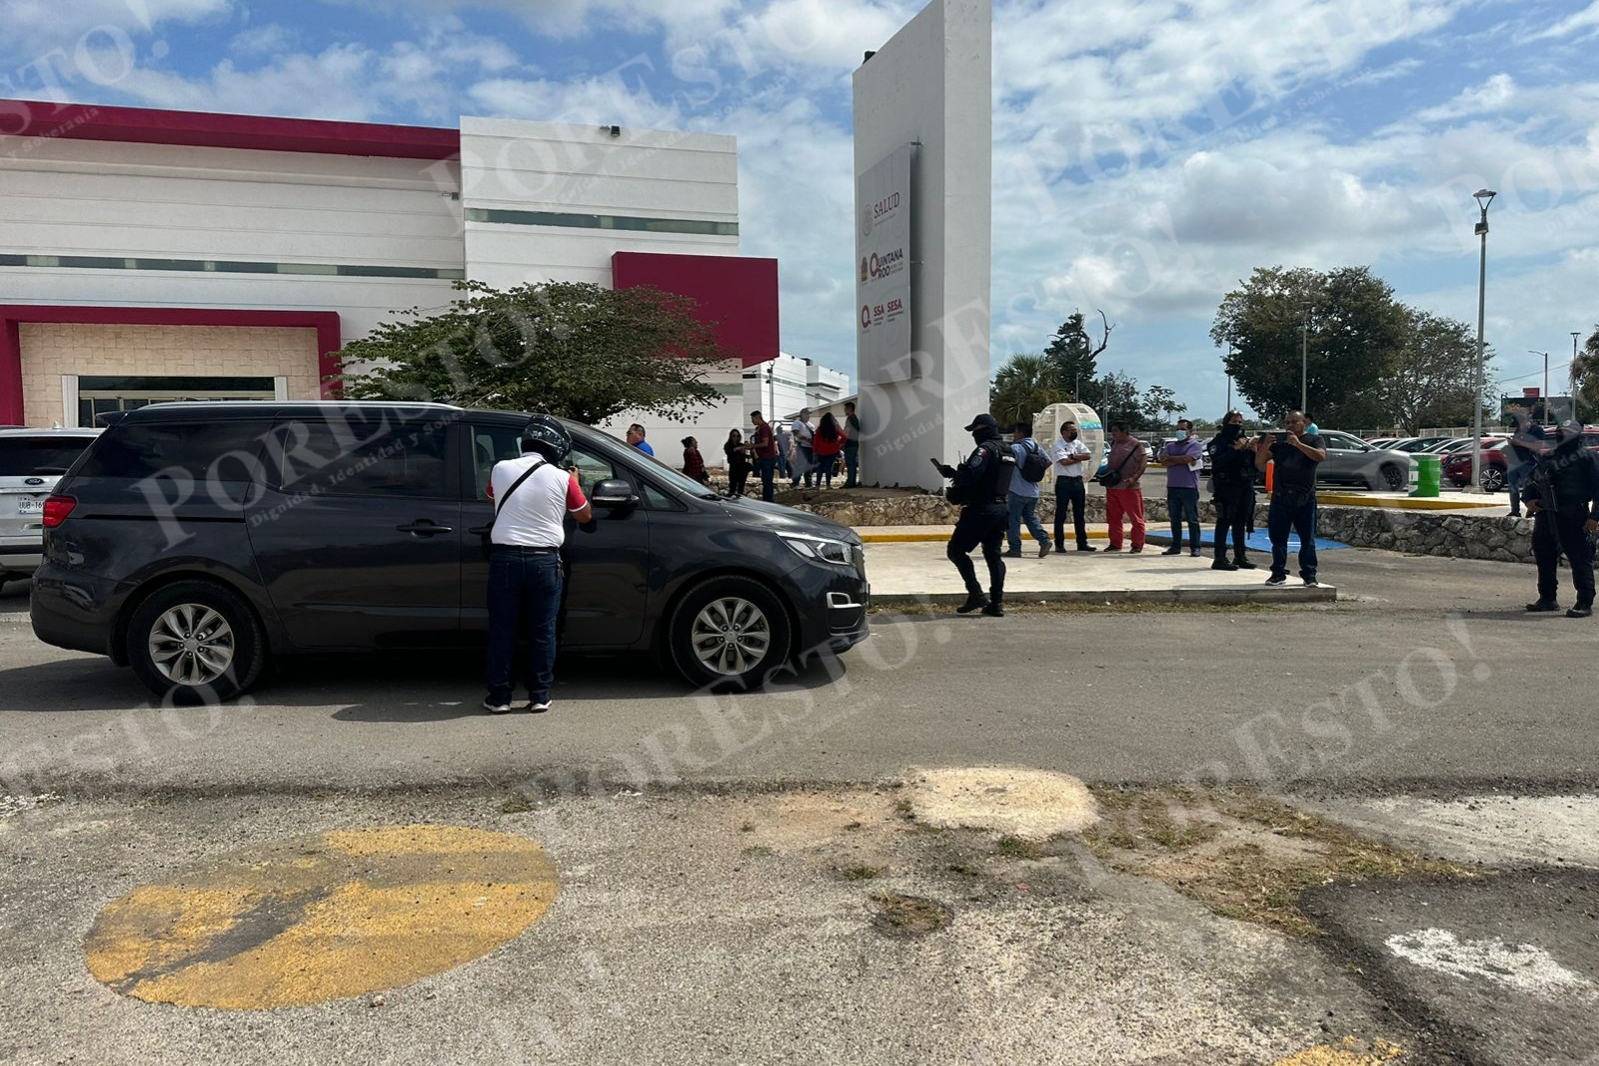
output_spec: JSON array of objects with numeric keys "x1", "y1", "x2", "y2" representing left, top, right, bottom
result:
[{"x1": 591, "y1": 478, "x2": 640, "y2": 508}]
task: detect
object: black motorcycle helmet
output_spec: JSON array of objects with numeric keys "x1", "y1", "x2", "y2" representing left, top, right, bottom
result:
[{"x1": 521, "y1": 414, "x2": 573, "y2": 463}]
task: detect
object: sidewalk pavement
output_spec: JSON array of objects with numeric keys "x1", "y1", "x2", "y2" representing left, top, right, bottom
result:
[{"x1": 860, "y1": 530, "x2": 1335, "y2": 606}]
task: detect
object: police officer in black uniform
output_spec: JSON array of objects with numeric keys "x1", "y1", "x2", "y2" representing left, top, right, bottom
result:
[
  {"x1": 932, "y1": 413, "x2": 1015, "y2": 617},
  {"x1": 1522, "y1": 419, "x2": 1599, "y2": 618}
]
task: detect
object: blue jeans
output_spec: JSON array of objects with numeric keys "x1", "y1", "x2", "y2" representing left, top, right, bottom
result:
[
  {"x1": 1507, "y1": 463, "x2": 1531, "y2": 516},
  {"x1": 844, "y1": 445, "x2": 860, "y2": 487},
  {"x1": 1267, "y1": 493, "x2": 1318, "y2": 581},
  {"x1": 1006, "y1": 492, "x2": 1050, "y2": 552},
  {"x1": 485, "y1": 548, "x2": 563, "y2": 705},
  {"x1": 756, "y1": 455, "x2": 778, "y2": 501},
  {"x1": 1168, "y1": 486, "x2": 1200, "y2": 549}
]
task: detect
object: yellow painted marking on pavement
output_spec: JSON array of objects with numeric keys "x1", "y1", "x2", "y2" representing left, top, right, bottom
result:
[
  {"x1": 85, "y1": 825, "x2": 557, "y2": 1009},
  {"x1": 1272, "y1": 1038, "x2": 1406, "y2": 1065}
]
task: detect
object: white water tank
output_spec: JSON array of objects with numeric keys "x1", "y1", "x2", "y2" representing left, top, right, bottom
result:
[{"x1": 1033, "y1": 402, "x2": 1104, "y2": 471}]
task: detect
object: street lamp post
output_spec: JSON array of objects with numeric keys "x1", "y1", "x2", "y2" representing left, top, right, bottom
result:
[
  {"x1": 1300, "y1": 315, "x2": 1308, "y2": 414},
  {"x1": 1528, "y1": 349, "x2": 1548, "y2": 423},
  {"x1": 1575, "y1": 332, "x2": 1584, "y2": 423},
  {"x1": 1471, "y1": 189, "x2": 1495, "y2": 492}
]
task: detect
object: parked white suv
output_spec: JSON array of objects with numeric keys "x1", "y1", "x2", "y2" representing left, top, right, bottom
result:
[{"x1": 0, "y1": 427, "x2": 101, "y2": 593}]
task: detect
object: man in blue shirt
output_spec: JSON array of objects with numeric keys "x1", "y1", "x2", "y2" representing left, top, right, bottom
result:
[
  {"x1": 1157, "y1": 418, "x2": 1206, "y2": 557},
  {"x1": 626, "y1": 423, "x2": 654, "y2": 457},
  {"x1": 1004, "y1": 422, "x2": 1052, "y2": 558}
]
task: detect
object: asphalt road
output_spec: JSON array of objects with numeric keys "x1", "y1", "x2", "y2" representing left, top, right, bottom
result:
[
  {"x1": 3, "y1": 548, "x2": 1596, "y2": 1066},
  {"x1": 1, "y1": 548, "x2": 1592, "y2": 800}
]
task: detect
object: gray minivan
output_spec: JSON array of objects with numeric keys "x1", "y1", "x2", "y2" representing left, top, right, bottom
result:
[{"x1": 0, "y1": 427, "x2": 101, "y2": 595}]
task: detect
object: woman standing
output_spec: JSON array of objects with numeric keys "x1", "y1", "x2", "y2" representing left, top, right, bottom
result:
[
  {"x1": 811, "y1": 413, "x2": 846, "y2": 489},
  {"x1": 724, "y1": 428, "x2": 751, "y2": 496},
  {"x1": 681, "y1": 436, "x2": 709, "y2": 485}
]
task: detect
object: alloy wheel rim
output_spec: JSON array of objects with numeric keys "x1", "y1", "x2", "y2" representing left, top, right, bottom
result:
[
  {"x1": 148, "y1": 604, "x2": 236, "y2": 687},
  {"x1": 690, "y1": 597, "x2": 772, "y2": 677}
]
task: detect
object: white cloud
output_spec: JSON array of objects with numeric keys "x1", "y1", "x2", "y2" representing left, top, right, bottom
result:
[
  {"x1": 1526, "y1": 1, "x2": 1599, "y2": 43},
  {"x1": 1415, "y1": 73, "x2": 1519, "y2": 122}
]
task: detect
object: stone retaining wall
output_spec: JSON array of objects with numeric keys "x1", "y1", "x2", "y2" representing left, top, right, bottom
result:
[{"x1": 797, "y1": 493, "x2": 1535, "y2": 565}]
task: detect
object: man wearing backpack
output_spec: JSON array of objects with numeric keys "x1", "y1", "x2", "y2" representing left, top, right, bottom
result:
[{"x1": 1005, "y1": 421, "x2": 1053, "y2": 558}]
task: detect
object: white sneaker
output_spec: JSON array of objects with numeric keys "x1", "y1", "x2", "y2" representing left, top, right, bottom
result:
[
  {"x1": 482, "y1": 697, "x2": 512, "y2": 715},
  {"x1": 526, "y1": 700, "x2": 553, "y2": 714}
]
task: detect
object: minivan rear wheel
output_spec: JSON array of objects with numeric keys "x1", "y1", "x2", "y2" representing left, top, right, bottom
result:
[
  {"x1": 668, "y1": 576, "x2": 792, "y2": 692},
  {"x1": 127, "y1": 581, "x2": 265, "y2": 703}
]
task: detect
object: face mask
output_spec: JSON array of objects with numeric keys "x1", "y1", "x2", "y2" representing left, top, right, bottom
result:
[{"x1": 1179, "y1": 430, "x2": 1191, "y2": 441}]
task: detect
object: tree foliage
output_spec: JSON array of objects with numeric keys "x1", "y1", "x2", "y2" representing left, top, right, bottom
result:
[
  {"x1": 1574, "y1": 326, "x2": 1599, "y2": 422},
  {"x1": 990, "y1": 353, "x2": 1065, "y2": 426},
  {"x1": 1043, "y1": 311, "x2": 1114, "y2": 401},
  {"x1": 1141, "y1": 384, "x2": 1182, "y2": 428},
  {"x1": 336, "y1": 280, "x2": 731, "y2": 423},
  {"x1": 1212, "y1": 265, "x2": 1491, "y2": 430},
  {"x1": 1374, "y1": 310, "x2": 1480, "y2": 433}
]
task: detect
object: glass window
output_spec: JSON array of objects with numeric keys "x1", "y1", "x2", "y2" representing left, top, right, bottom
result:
[
  {"x1": 568, "y1": 448, "x2": 619, "y2": 499},
  {"x1": 272, "y1": 416, "x2": 449, "y2": 498},
  {"x1": 0, "y1": 437, "x2": 97, "y2": 476},
  {"x1": 470, "y1": 426, "x2": 524, "y2": 500},
  {"x1": 76, "y1": 422, "x2": 273, "y2": 481}
]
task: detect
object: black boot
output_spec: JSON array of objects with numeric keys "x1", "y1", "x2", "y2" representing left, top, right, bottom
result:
[
  {"x1": 1233, "y1": 555, "x2": 1258, "y2": 570},
  {"x1": 1211, "y1": 558, "x2": 1238, "y2": 571},
  {"x1": 957, "y1": 591, "x2": 988, "y2": 614},
  {"x1": 1568, "y1": 603, "x2": 1593, "y2": 619},
  {"x1": 1526, "y1": 599, "x2": 1560, "y2": 612},
  {"x1": 982, "y1": 595, "x2": 1005, "y2": 617}
]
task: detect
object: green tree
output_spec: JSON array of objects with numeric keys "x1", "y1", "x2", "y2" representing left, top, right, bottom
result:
[
  {"x1": 989, "y1": 352, "x2": 1064, "y2": 426},
  {"x1": 1211, "y1": 265, "x2": 1406, "y2": 426},
  {"x1": 1096, "y1": 372, "x2": 1149, "y2": 430},
  {"x1": 1141, "y1": 384, "x2": 1182, "y2": 429},
  {"x1": 336, "y1": 280, "x2": 730, "y2": 423},
  {"x1": 1043, "y1": 310, "x2": 1115, "y2": 401},
  {"x1": 1573, "y1": 326, "x2": 1599, "y2": 421},
  {"x1": 1376, "y1": 310, "x2": 1487, "y2": 434}
]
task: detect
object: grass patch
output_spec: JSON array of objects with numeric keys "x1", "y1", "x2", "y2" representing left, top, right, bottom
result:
[
  {"x1": 840, "y1": 864, "x2": 883, "y2": 881},
  {"x1": 499, "y1": 794, "x2": 533, "y2": 814},
  {"x1": 947, "y1": 862, "x2": 980, "y2": 876},
  {"x1": 741, "y1": 845, "x2": 775, "y2": 859},
  {"x1": 1082, "y1": 786, "x2": 1476, "y2": 937},
  {"x1": 995, "y1": 835, "x2": 1045, "y2": 860},
  {"x1": 893, "y1": 798, "x2": 916, "y2": 822},
  {"x1": 869, "y1": 892, "x2": 952, "y2": 937}
]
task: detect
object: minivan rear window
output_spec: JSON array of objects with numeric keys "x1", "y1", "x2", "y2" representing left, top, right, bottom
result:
[
  {"x1": 75, "y1": 422, "x2": 273, "y2": 481},
  {"x1": 0, "y1": 437, "x2": 95, "y2": 476}
]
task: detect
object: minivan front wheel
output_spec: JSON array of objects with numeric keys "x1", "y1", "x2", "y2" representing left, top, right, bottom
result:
[
  {"x1": 668, "y1": 576, "x2": 792, "y2": 692},
  {"x1": 127, "y1": 581, "x2": 265, "y2": 703}
]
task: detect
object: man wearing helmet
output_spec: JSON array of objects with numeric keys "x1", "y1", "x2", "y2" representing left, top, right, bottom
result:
[
  {"x1": 1521, "y1": 419, "x2": 1599, "y2": 618},
  {"x1": 483, "y1": 415, "x2": 595, "y2": 713}
]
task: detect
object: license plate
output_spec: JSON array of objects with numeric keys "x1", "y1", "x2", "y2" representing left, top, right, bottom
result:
[{"x1": 16, "y1": 497, "x2": 42, "y2": 515}]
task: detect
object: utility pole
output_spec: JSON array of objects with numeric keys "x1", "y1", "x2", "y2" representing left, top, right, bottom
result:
[
  {"x1": 1300, "y1": 315, "x2": 1308, "y2": 414},
  {"x1": 1575, "y1": 332, "x2": 1584, "y2": 423},
  {"x1": 1470, "y1": 189, "x2": 1495, "y2": 492}
]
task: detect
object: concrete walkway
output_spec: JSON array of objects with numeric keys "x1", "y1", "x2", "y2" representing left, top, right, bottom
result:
[{"x1": 861, "y1": 535, "x2": 1335, "y2": 605}]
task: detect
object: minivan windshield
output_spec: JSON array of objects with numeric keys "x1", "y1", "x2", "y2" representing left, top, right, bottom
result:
[
  {"x1": 0, "y1": 437, "x2": 94, "y2": 476},
  {"x1": 591, "y1": 430, "x2": 721, "y2": 499}
]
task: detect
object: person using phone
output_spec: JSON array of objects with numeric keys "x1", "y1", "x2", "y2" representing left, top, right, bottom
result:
[
  {"x1": 931, "y1": 413, "x2": 1015, "y2": 616},
  {"x1": 1253, "y1": 411, "x2": 1327, "y2": 587},
  {"x1": 1207, "y1": 410, "x2": 1257, "y2": 571}
]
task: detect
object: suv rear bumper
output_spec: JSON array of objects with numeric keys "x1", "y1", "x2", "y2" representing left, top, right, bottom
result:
[
  {"x1": 0, "y1": 544, "x2": 43, "y2": 575},
  {"x1": 29, "y1": 563, "x2": 124, "y2": 658}
]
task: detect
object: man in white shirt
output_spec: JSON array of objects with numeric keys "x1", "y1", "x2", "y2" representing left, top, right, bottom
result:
[
  {"x1": 791, "y1": 408, "x2": 815, "y2": 488},
  {"x1": 1050, "y1": 420, "x2": 1096, "y2": 552},
  {"x1": 483, "y1": 416, "x2": 594, "y2": 715}
]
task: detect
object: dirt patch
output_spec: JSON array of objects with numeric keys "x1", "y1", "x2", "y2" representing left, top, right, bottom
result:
[
  {"x1": 906, "y1": 767, "x2": 1100, "y2": 840},
  {"x1": 1083, "y1": 787, "x2": 1476, "y2": 937},
  {"x1": 770, "y1": 486, "x2": 928, "y2": 507},
  {"x1": 869, "y1": 892, "x2": 951, "y2": 938},
  {"x1": 1271, "y1": 1038, "x2": 1407, "y2": 1065}
]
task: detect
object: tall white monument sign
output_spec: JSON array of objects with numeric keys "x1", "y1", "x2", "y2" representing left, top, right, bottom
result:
[{"x1": 856, "y1": 144, "x2": 914, "y2": 383}]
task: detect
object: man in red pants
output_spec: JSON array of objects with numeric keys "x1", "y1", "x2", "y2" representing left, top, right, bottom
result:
[{"x1": 1101, "y1": 421, "x2": 1148, "y2": 553}]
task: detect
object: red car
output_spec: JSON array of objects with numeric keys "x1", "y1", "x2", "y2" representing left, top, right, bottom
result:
[{"x1": 1444, "y1": 428, "x2": 1599, "y2": 491}]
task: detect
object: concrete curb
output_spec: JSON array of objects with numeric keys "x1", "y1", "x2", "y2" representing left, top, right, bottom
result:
[{"x1": 871, "y1": 586, "x2": 1337, "y2": 607}]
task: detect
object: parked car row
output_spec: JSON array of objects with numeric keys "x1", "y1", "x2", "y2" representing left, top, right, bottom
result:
[{"x1": 1440, "y1": 428, "x2": 1599, "y2": 491}]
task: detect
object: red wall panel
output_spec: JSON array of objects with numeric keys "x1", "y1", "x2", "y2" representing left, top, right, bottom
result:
[{"x1": 611, "y1": 252, "x2": 779, "y2": 368}]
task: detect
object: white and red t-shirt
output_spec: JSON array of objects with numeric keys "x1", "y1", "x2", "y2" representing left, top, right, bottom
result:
[{"x1": 487, "y1": 455, "x2": 588, "y2": 548}]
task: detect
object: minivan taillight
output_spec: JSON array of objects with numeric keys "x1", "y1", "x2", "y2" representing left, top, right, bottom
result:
[{"x1": 42, "y1": 495, "x2": 77, "y2": 528}]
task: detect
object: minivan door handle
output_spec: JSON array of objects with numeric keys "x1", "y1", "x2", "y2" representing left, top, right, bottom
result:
[{"x1": 396, "y1": 521, "x2": 453, "y2": 536}]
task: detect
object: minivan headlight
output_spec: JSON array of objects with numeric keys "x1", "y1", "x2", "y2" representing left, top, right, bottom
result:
[{"x1": 778, "y1": 532, "x2": 854, "y2": 568}]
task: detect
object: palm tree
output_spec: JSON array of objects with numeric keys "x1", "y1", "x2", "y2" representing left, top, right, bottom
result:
[{"x1": 990, "y1": 353, "x2": 1064, "y2": 426}]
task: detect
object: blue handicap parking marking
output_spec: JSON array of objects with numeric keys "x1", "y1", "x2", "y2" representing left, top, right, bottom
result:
[{"x1": 1144, "y1": 528, "x2": 1349, "y2": 552}]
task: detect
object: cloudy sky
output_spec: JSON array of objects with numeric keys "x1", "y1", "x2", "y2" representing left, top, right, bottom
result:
[{"x1": 3, "y1": 0, "x2": 1596, "y2": 418}]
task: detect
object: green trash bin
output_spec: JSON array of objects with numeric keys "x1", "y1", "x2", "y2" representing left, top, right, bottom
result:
[{"x1": 1411, "y1": 454, "x2": 1441, "y2": 498}]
